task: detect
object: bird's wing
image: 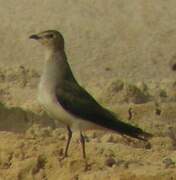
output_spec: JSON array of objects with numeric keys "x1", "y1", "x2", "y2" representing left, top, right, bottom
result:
[{"x1": 56, "y1": 81, "x2": 152, "y2": 140}]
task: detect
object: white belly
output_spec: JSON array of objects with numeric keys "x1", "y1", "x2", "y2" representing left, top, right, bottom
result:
[{"x1": 37, "y1": 84, "x2": 98, "y2": 131}]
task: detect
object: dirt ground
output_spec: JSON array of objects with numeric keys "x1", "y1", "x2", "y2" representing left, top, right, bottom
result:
[
  {"x1": 0, "y1": 0, "x2": 176, "y2": 179},
  {"x1": 0, "y1": 115, "x2": 176, "y2": 180},
  {"x1": 0, "y1": 86, "x2": 176, "y2": 180}
]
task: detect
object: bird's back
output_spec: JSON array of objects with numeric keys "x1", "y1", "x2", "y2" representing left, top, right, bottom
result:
[{"x1": 56, "y1": 81, "x2": 152, "y2": 141}]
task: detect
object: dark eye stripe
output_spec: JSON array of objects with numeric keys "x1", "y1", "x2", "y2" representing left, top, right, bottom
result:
[{"x1": 45, "y1": 34, "x2": 53, "y2": 38}]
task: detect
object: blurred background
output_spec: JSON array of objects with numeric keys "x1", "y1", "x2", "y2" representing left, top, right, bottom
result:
[
  {"x1": 0, "y1": 0, "x2": 176, "y2": 107},
  {"x1": 0, "y1": 1, "x2": 176, "y2": 179}
]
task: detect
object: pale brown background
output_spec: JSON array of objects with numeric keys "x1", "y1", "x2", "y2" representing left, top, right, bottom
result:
[
  {"x1": 1, "y1": 0, "x2": 176, "y2": 82},
  {"x1": 0, "y1": 1, "x2": 176, "y2": 180}
]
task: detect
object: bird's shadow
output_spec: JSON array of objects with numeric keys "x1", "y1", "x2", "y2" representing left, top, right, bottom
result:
[{"x1": 0, "y1": 102, "x2": 62, "y2": 133}]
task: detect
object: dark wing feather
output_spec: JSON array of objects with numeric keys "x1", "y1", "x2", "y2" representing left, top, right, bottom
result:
[{"x1": 56, "y1": 81, "x2": 152, "y2": 141}]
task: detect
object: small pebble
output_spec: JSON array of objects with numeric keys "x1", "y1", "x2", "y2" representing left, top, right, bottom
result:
[
  {"x1": 105, "y1": 157, "x2": 116, "y2": 167},
  {"x1": 145, "y1": 142, "x2": 152, "y2": 149},
  {"x1": 163, "y1": 158, "x2": 175, "y2": 168}
]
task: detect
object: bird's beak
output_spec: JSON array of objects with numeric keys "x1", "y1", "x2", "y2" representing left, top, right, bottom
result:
[{"x1": 29, "y1": 34, "x2": 41, "y2": 40}]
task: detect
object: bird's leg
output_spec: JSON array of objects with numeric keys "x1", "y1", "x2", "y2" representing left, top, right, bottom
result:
[
  {"x1": 80, "y1": 132, "x2": 86, "y2": 159},
  {"x1": 63, "y1": 125, "x2": 72, "y2": 158},
  {"x1": 80, "y1": 132, "x2": 91, "y2": 171}
]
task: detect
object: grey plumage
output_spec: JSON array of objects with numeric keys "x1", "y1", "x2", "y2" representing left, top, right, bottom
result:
[{"x1": 30, "y1": 30, "x2": 152, "y2": 159}]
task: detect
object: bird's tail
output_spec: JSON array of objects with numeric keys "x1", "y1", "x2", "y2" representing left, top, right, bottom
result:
[
  {"x1": 114, "y1": 120, "x2": 152, "y2": 141},
  {"x1": 102, "y1": 109, "x2": 152, "y2": 141}
]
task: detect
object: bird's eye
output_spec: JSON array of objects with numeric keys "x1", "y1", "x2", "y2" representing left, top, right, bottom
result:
[{"x1": 45, "y1": 34, "x2": 54, "y2": 39}]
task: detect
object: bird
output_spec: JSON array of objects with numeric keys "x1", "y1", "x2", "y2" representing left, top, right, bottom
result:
[{"x1": 29, "y1": 30, "x2": 152, "y2": 160}]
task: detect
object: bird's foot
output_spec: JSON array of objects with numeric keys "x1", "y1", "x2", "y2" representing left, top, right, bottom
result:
[{"x1": 59, "y1": 153, "x2": 69, "y2": 162}]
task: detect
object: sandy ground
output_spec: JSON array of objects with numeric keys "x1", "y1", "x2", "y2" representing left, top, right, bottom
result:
[
  {"x1": 0, "y1": 0, "x2": 176, "y2": 179},
  {"x1": 0, "y1": 88, "x2": 176, "y2": 180},
  {"x1": 0, "y1": 121, "x2": 176, "y2": 180}
]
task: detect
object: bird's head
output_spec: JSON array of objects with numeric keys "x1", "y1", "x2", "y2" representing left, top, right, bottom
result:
[{"x1": 29, "y1": 30, "x2": 64, "y2": 50}]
